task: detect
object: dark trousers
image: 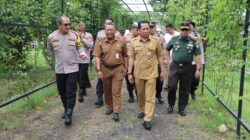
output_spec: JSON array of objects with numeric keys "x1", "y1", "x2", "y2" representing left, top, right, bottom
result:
[
  {"x1": 56, "y1": 72, "x2": 78, "y2": 110},
  {"x1": 156, "y1": 64, "x2": 163, "y2": 98},
  {"x1": 191, "y1": 65, "x2": 200, "y2": 94},
  {"x1": 78, "y1": 63, "x2": 91, "y2": 95},
  {"x1": 125, "y1": 75, "x2": 134, "y2": 98},
  {"x1": 96, "y1": 78, "x2": 104, "y2": 100},
  {"x1": 167, "y1": 62, "x2": 192, "y2": 110}
]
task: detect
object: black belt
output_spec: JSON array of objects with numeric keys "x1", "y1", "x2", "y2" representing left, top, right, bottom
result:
[
  {"x1": 103, "y1": 63, "x2": 122, "y2": 69},
  {"x1": 172, "y1": 61, "x2": 191, "y2": 67}
]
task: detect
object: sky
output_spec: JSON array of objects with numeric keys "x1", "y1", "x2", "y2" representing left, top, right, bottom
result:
[{"x1": 122, "y1": 0, "x2": 154, "y2": 12}]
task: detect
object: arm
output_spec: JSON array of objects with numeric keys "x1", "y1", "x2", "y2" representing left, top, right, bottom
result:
[
  {"x1": 128, "y1": 56, "x2": 134, "y2": 83},
  {"x1": 82, "y1": 33, "x2": 94, "y2": 49},
  {"x1": 156, "y1": 40, "x2": 165, "y2": 82},
  {"x1": 95, "y1": 56, "x2": 103, "y2": 80},
  {"x1": 194, "y1": 55, "x2": 201, "y2": 79},
  {"x1": 47, "y1": 36, "x2": 55, "y2": 61}
]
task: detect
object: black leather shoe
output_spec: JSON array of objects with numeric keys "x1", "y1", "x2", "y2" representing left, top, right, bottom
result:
[
  {"x1": 112, "y1": 113, "x2": 120, "y2": 121},
  {"x1": 105, "y1": 109, "x2": 113, "y2": 115},
  {"x1": 128, "y1": 97, "x2": 134, "y2": 103},
  {"x1": 191, "y1": 93, "x2": 196, "y2": 100},
  {"x1": 61, "y1": 112, "x2": 66, "y2": 119},
  {"x1": 64, "y1": 109, "x2": 73, "y2": 126},
  {"x1": 83, "y1": 91, "x2": 87, "y2": 96},
  {"x1": 157, "y1": 97, "x2": 164, "y2": 104},
  {"x1": 78, "y1": 96, "x2": 84, "y2": 103},
  {"x1": 167, "y1": 106, "x2": 174, "y2": 113},
  {"x1": 179, "y1": 110, "x2": 186, "y2": 116},
  {"x1": 95, "y1": 100, "x2": 104, "y2": 106},
  {"x1": 143, "y1": 121, "x2": 152, "y2": 130},
  {"x1": 137, "y1": 112, "x2": 145, "y2": 119}
]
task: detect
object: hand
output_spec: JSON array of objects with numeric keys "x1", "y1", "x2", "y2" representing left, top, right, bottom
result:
[
  {"x1": 160, "y1": 72, "x2": 164, "y2": 82},
  {"x1": 123, "y1": 68, "x2": 127, "y2": 76},
  {"x1": 80, "y1": 55, "x2": 87, "y2": 60},
  {"x1": 195, "y1": 70, "x2": 200, "y2": 79},
  {"x1": 172, "y1": 35, "x2": 178, "y2": 38},
  {"x1": 128, "y1": 74, "x2": 134, "y2": 84},
  {"x1": 163, "y1": 59, "x2": 169, "y2": 67},
  {"x1": 97, "y1": 71, "x2": 103, "y2": 80}
]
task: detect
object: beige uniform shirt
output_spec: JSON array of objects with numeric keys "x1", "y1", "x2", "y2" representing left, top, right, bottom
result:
[
  {"x1": 128, "y1": 35, "x2": 162, "y2": 79},
  {"x1": 47, "y1": 30, "x2": 84, "y2": 74}
]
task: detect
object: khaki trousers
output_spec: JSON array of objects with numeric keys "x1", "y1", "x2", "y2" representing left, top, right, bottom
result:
[
  {"x1": 102, "y1": 65, "x2": 124, "y2": 113},
  {"x1": 135, "y1": 78, "x2": 156, "y2": 121}
]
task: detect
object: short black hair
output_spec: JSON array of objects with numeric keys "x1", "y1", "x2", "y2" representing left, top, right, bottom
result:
[
  {"x1": 138, "y1": 20, "x2": 150, "y2": 29},
  {"x1": 104, "y1": 17, "x2": 113, "y2": 22},
  {"x1": 166, "y1": 23, "x2": 174, "y2": 29}
]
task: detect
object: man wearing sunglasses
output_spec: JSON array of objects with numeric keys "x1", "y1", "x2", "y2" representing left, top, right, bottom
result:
[
  {"x1": 165, "y1": 22, "x2": 201, "y2": 116},
  {"x1": 47, "y1": 15, "x2": 85, "y2": 125}
]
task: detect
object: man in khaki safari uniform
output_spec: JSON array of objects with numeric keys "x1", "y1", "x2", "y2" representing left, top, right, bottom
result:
[
  {"x1": 128, "y1": 20, "x2": 164, "y2": 130},
  {"x1": 92, "y1": 23, "x2": 128, "y2": 121}
]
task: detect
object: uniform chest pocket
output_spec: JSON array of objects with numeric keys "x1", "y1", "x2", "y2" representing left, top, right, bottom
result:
[
  {"x1": 52, "y1": 41, "x2": 60, "y2": 52},
  {"x1": 67, "y1": 40, "x2": 76, "y2": 50},
  {"x1": 186, "y1": 44, "x2": 194, "y2": 54},
  {"x1": 134, "y1": 46, "x2": 142, "y2": 54},
  {"x1": 173, "y1": 44, "x2": 180, "y2": 52}
]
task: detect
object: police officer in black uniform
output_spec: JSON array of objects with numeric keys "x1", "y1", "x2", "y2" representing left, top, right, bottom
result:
[{"x1": 165, "y1": 22, "x2": 201, "y2": 116}]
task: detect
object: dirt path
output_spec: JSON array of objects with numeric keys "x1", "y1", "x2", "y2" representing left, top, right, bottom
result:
[{"x1": 0, "y1": 78, "x2": 223, "y2": 140}]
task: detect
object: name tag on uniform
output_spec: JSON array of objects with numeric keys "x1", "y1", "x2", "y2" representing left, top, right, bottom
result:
[
  {"x1": 147, "y1": 52, "x2": 152, "y2": 58},
  {"x1": 116, "y1": 53, "x2": 119, "y2": 59}
]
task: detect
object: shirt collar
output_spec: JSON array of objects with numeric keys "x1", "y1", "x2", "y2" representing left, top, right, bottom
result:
[
  {"x1": 139, "y1": 35, "x2": 152, "y2": 42},
  {"x1": 104, "y1": 36, "x2": 119, "y2": 43}
]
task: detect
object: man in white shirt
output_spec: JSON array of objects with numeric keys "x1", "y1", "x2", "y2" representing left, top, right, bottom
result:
[{"x1": 163, "y1": 23, "x2": 180, "y2": 89}]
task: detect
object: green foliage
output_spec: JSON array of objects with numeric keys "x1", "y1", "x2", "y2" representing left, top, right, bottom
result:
[{"x1": 0, "y1": 0, "x2": 135, "y2": 69}]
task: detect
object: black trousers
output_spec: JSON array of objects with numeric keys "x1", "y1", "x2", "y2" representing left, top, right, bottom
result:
[
  {"x1": 56, "y1": 72, "x2": 78, "y2": 110},
  {"x1": 125, "y1": 67, "x2": 135, "y2": 98},
  {"x1": 96, "y1": 78, "x2": 104, "y2": 100},
  {"x1": 156, "y1": 64, "x2": 163, "y2": 98},
  {"x1": 78, "y1": 63, "x2": 91, "y2": 95},
  {"x1": 167, "y1": 62, "x2": 192, "y2": 110},
  {"x1": 191, "y1": 65, "x2": 200, "y2": 94}
]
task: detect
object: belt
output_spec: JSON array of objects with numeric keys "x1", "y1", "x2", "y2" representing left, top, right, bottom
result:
[
  {"x1": 172, "y1": 61, "x2": 191, "y2": 67},
  {"x1": 103, "y1": 63, "x2": 122, "y2": 69}
]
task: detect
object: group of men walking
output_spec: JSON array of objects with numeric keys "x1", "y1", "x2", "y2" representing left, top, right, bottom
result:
[{"x1": 47, "y1": 15, "x2": 204, "y2": 130}]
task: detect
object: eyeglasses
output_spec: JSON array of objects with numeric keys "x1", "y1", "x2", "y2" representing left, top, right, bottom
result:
[
  {"x1": 180, "y1": 28, "x2": 189, "y2": 31},
  {"x1": 63, "y1": 23, "x2": 71, "y2": 27}
]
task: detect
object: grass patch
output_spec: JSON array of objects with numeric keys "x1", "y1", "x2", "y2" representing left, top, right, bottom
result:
[{"x1": 0, "y1": 85, "x2": 57, "y2": 130}]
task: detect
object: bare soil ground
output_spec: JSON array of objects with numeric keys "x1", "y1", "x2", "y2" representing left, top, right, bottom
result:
[{"x1": 0, "y1": 78, "x2": 227, "y2": 140}]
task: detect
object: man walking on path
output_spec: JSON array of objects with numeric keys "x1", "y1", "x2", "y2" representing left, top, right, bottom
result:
[
  {"x1": 165, "y1": 22, "x2": 201, "y2": 116},
  {"x1": 47, "y1": 15, "x2": 86, "y2": 125},
  {"x1": 93, "y1": 23, "x2": 127, "y2": 121},
  {"x1": 128, "y1": 20, "x2": 164, "y2": 130}
]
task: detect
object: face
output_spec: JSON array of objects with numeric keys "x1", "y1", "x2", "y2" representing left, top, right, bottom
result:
[
  {"x1": 76, "y1": 24, "x2": 85, "y2": 32},
  {"x1": 140, "y1": 23, "x2": 150, "y2": 38},
  {"x1": 166, "y1": 27, "x2": 174, "y2": 34},
  {"x1": 131, "y1": 28, "x2": 139, "y2": 37},
  {"x1": 105, "y1": 24, "x2": 115, "y2": 39},
  {"x1": 59, "y1": 17, "x2": 70, "y2": 34},
  {"x1": 180, "y1": 28, "x2": 189, "y2": 38}
]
